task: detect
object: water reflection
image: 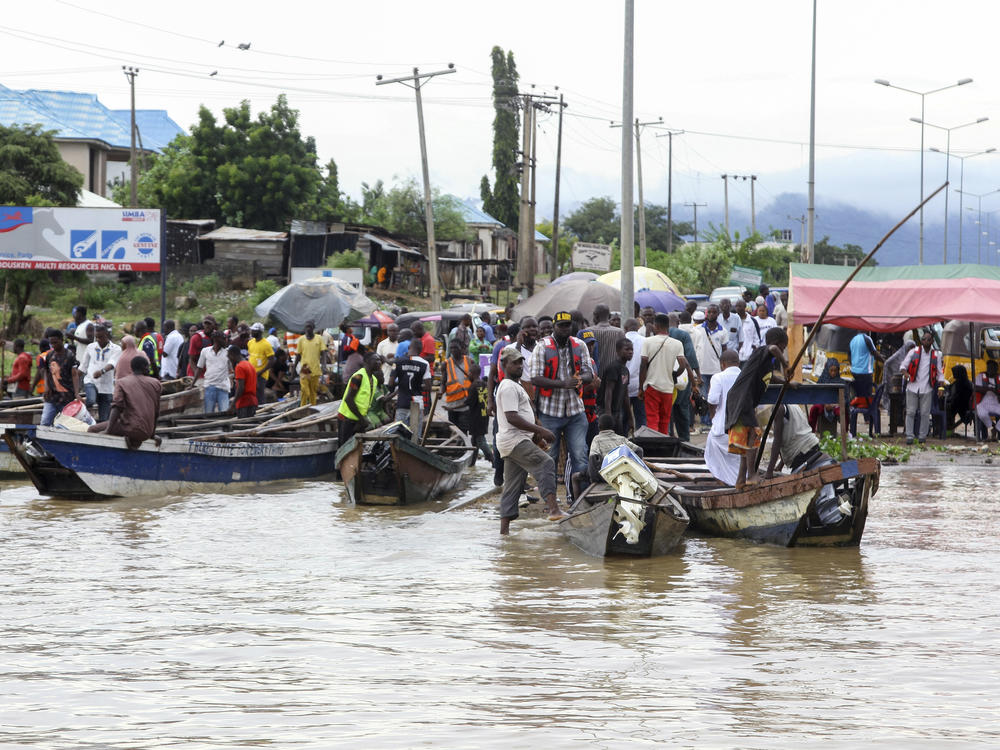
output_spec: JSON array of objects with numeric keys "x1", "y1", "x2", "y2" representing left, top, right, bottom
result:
[{"x1": 1, "y1": 467, "x2": 999, "y2": 746}]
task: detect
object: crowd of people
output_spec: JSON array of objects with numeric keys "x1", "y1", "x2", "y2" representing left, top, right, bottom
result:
[
  {"x1": 7, "y1": 285, "x2": 1000, "y2": 533},
  {"x1": 0, "y1": 305, "x2": 373, "y2": 443}
]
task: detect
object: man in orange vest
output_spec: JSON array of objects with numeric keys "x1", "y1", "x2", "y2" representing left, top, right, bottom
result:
[
  {"x1": 900, "y1": 330, "x2": 945, "y2": 445},
  {"x1": 526, "y1": 310, "x2": 594, "y2": 487},
  {"x1": 439, "y1": 339, "x2": 473, "y2": 434}
]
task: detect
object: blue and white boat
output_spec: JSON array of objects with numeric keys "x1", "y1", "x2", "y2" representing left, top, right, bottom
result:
[{"x1": 4, "y1": 426, "x2": 339, "y2": 499}]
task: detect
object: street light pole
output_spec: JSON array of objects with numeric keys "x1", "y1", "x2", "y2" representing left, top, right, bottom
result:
[
  {"x1": 806, "y1": 0, "x2": 817, "y2": 264},
  {"x1": 875, "y1": 77, "x2": 973, "y2": 264},
  {"x1": 931, "y1": 146, "x2": 995, "y2": 263},
  {"x1": 955, "y1": 188, "x2": 1000, "y2": 263},
  {"x1": 913, "y1": 117, "x2": 988, "y2": 262},
  {"x1": 376, "y1": 65, "x2": 456, "y2": 310},
  {"x1": 620, "y1": 0, "x2": 635, "y2": 318}
]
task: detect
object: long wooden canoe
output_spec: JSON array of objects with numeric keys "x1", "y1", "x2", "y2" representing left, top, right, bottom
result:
[
  {"x1": 670, "y1": 458, "x2": 879, "y2": 547},
  {"x1": 335, "y1": 421, "x2": 474, "y2": 506}
]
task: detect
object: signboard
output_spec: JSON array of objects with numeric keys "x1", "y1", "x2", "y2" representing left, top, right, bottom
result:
[
  {"x1": 289, "y1": 267, "x2": 364, "y2": 291},
  {"x1": 729, "y1": 264, "x2": 763, "y2": 289},
  {"x1": 0, "y1": 206, "x2": 163, "y2": 271},
  {"x1": 572, "y1": 241, "x2": 612, "y2": 272}
]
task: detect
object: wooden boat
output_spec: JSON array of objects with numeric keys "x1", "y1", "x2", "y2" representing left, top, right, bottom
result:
[
  {"x1": 630, "y1": 425, "x2": 703, "y2": 461},
  {"x1": 2, "y1": 402, "x2": 342, "y2": 499},
  {"x1": 335, "y1": 421, "x2": 474, "y2": 506},
  {"x1": 559, "y1": 480, "x2": 689, "y2": 558},
  {"x1": 663, "y1": 457, "x2": 879, "y2": 547},
  {"x1": 0, "y1": 385, "x2": 203, "y2": 476}
]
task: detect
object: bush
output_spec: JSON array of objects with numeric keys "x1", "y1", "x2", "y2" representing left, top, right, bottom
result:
[
  {"x1": 252, "y1": 279, "x2": 280, "y2": 306},
  {"x1": 185, "y1": 273, "x2": 221, "y2": 296},
  {"x1": 326, "y1": 249, "x2": 366, "y2": 269}
]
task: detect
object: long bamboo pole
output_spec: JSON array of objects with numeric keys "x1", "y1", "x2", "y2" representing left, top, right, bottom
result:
[{"x1": 754, "y1": 182, "x2": 948, "y2": 472}]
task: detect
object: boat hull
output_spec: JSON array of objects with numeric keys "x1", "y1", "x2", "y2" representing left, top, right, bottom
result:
[
  {"x1": 560, "y1": 483, "x2": 689, "y2": 558},
  {"x1": 674, "y1": 458, "x2": 878, "y2": 547},
  {"x1": 335, "y1": 423, "x2": 473, "y2": 506},
  {"x1": 0, "y1": 423, "x2": 34, "y2": 476},
  {"x1": 5, "y1": 427, "x2": 338, "y2": 499}
]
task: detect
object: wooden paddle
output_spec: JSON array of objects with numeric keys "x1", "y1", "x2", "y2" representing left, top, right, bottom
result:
[
  {"x1": 420, "y1": 390, "x2": 441, "y2": 445},
  {"x1": 753, "y1": 182, "x2": 948, "y2": 473}
]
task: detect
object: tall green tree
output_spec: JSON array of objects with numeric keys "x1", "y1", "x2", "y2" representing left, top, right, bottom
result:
[
  {"x1": 480, "y1": 46, "x2": 520, "y2": 228},
  {"x1": 125, "y1": 95, "x2": 322, "y2": 231},
  {"x1": 0, "y1": 123, "x2": 84, "y2": 335},
  {"x1": 564, "y1": 197, "x2": 619, "y2": 245},
  {"x1": 639, "y1": 204, "x2": 694, "y2": 251}
]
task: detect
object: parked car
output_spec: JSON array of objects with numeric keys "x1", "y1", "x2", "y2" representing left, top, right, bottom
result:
[
  {"x1": 394, "y1": 309, "x2": 485, "y2": 342},
  {"x1": 709, "y1": 285, "x2": 746, "y2": 305}
]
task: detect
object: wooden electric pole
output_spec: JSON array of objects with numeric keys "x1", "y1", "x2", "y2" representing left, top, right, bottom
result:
[
  {"x1": 123, "y1": 66, "x2": 139, "y2": 207},
  {"x1": 376, "y1": 64, "x2": 456, "y2": 310}
]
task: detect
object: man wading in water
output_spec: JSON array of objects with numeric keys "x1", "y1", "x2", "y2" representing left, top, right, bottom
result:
[{"x1": 494, "y1": 346, "x2": 567, "y2": 534}]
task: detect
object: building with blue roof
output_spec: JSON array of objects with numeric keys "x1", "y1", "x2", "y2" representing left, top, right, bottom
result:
[
  {"x1": 439, "y1": 196, "x2": 550, "y2": 291},
  {"x1": 0, "y1": 84, "x2": 184, "y2": 196}
]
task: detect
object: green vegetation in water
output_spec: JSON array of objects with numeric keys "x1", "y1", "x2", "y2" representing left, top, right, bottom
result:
[{"x1": 819, "y1": 433, "x2": 911, "y2": 464}]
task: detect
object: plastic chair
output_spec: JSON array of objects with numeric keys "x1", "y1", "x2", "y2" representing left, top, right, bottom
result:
[{"x1": 850, "y1": 383, "x2": 884, "y2": 437}]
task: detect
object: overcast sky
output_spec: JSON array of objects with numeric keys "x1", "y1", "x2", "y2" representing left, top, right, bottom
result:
[{"x1": 6, "y1": 0, "x2": 1000, "y2": 229}]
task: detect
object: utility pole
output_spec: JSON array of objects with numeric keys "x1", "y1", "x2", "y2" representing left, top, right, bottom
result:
[
  {"x1": 514, "y1": 91, "x2": 556, "y2": 294},
  {"x1": 722, "y1": 174, "x2": 730, "y2": 238},
  {"x1": 749, "y1": 174, "x2": 757, "y2": 235},
  {"x1": 656, "y1": 129, "x2": 684, "y2": 253},
  {"x1": 611, "y1": 116, "x2": 661, "y2": 266},
  {"x1": 807, "y1": 0, "x2": 817, "y2": 263},
  {"x1": 517, "y1": 95, "x2": 532, "y2": 294},
  {"x1": 686, "y1": 202, "x2": 706, "y2": 243},
  {"x1": 376, "y1": 64, "x2": 456, "y2": 310},
  {"x1": 620, "y1": 0, "x2": 635, "y2": 318},
  {"x1": 122, "y1": 66, "x2": 139, "y2": 207},
  {"x1": 529, "y1": 100, "x2": 538, "y2": 290},
  {"x1": 550, "y1": 92, "x2": 566, "y2": 281}
]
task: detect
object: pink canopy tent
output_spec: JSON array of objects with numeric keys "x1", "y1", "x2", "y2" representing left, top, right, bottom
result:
[{"x1": 789, "y1": 263, "x2": 1000, "y2": 333}]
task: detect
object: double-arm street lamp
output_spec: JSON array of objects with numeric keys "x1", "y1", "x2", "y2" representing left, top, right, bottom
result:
[
  {"x1": 913, "y1": 116, "x2": 988, "y2": 262},
  {"x1": 930, "y1": 146, "x2": 995, "y2": 262},
  {"x1": 875, "y1": 77, "x2": 973, "y2": 264}
]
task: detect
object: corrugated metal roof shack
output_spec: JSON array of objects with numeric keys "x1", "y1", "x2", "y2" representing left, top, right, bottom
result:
[{"x1": 200, "y1": 225, "x2": 289, "y2": 281}]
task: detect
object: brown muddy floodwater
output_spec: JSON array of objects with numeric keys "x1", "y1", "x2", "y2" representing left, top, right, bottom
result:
[{"x1": 1, "y1": 464, "x2": 999, "y2": 748}]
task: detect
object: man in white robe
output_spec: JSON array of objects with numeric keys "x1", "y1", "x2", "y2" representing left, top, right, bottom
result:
[{"x1": 705, "y1": 349, "x2": 742, "y2": 485}]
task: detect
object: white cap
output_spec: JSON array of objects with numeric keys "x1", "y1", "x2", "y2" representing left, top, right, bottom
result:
[
  {"x1": 249, "y1": 322, "x2": 265, "y2": 331},
  {"x1": 692, "y1": 310, "x2": 706, "y2": 322}
]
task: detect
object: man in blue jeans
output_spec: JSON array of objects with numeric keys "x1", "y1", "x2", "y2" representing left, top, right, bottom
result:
[
  {"x1": 34, "y1": 328, "x2": 82, "y2": 426},
  {"x1": 527, "y1": 311, "x2": 594, "y2": 498},
  {"x1": 190, "y1": 331, "x2": 232, "y2": 413}
]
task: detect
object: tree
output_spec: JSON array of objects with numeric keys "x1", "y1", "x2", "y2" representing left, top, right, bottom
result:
[
  {"x1": 127, "y1": 95, "x2": 322, "y2": 231},
  {"x1": 359, "y1": 179, "x2": 470, "y2": 242},
  {"x1": 0, "y1": 123, "x2": 84, "y2": 335},
  {"x1": 480, "y1": 46, "x2": 520, "y2": 228},
  {"x1": 300, "y1": 159, "x2": 360, "y2": 223},
  {"x1": 564, "y1": 197, "x2": 619, "y2": 245},
  {"x1": 813, "y1": 235, "x2": 867, "y2": 266},
  {"x1": 699, "y1": 225, "x2": 798, "y2": 286},
  {"x1": 638, "y1": 203, "x2": 694, "y2": 252}
]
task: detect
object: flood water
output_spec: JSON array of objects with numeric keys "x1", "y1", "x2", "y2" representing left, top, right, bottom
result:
[{"x1": 1, "y1": 464, "x2": 999, "y2": 748}]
